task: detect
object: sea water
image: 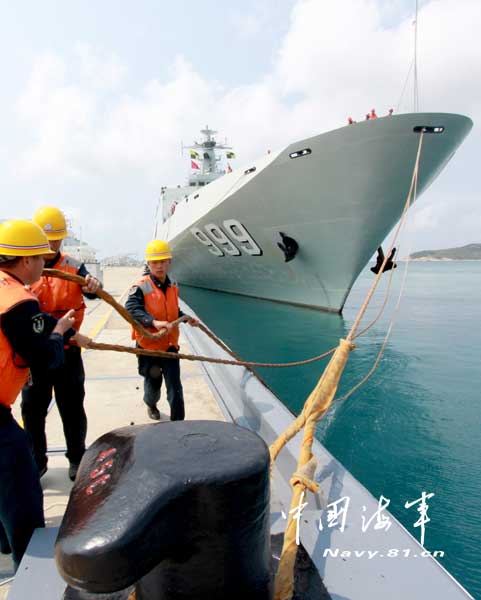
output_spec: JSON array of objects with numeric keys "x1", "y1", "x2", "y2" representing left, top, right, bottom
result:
[{"x1": 179, "y1": 261, "x2": 481, "y2": 599}]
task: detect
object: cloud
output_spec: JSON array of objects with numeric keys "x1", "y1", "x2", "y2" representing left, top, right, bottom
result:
[
  {"x1": 16, "y1": 52, "x2": 97, "y2": 178},
  {"x1": 74, "y1": 43, "x2": 126, "y2": 91},
  {"x1": 14, "y1": 53, "x2": 222, "y2": 182},
  {"x1": 10, "y1": 0, "x2": 481, "y2": 255},
  {"x1": 413, "y1": 191, "x2": 481, "y2": 249},
  {"x1": 231, "y1": 13, "x2": 264, "y2": 39},
  {"x1": 230, "y1": 2, "x2": 289, "y2": 39},
  {"x1": 277, "y1": 0, "x2": 481, "y2": 118},
  {"x1": 409, "y1": 203, "x2": 440, "y2": 232}
]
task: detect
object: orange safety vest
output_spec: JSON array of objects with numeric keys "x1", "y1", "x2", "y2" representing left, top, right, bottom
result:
[
  {"x1": 30, "y1": 253, "x2": 86, "y2": 331},
  {"x1": 131, "y1": 275, "x2": 180, "y2": 351},
  {"x1": 0, "y1": 271, "x2": 36, "y2": 407}
]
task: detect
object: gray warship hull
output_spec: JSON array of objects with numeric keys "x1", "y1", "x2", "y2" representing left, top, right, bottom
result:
[{"x1": 159, "y1": 113, "x2": 472, "y2": 312}]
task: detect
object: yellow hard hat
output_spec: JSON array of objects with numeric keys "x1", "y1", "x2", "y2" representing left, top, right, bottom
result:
[
  {"x1": 0, "y1": 220, "x2": 56, "y2": 257},
  {"x1": 145, "y1": 239, "x2": 173, "y2": 261},
  {"x1": 33, "y1": 206, "x2": 67, "y2": 240}
]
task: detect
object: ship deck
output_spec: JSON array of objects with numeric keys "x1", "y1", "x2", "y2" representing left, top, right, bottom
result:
[{"x1": 0, "y1": 266, "x2": 224, "y2": 599}]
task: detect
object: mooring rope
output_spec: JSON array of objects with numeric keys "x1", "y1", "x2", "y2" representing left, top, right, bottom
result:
[
  {"x1": 44, "y1": 135, "x2": 424, "y2": 384},
  {"x1": 346, "y1": 133, "x2": 424, "y2": 342},
  {"x1": 42, "y1": 133, "x2": 425, "y2": 600},
  {"x1": 85, "y1": 339, "x2": 336, "y2": 369},
  {"x1": 331, "y1": 131, "x2": 424, "y2": 404},
  {"x1": 352, "y1": 262, "x2": 397, "y2": 340},
  {"x1": 268, "y1": 132, "x2": 425, "y2": 466},
  {"x1": 43, "y1": 268, "x2": 339, "y2": 368},
  {"x1": 43, "y1": 269, "x2": 179, "y2": 341},
  {"x1": 272, "y1": 131, "x2": 425, "y2": 600}
]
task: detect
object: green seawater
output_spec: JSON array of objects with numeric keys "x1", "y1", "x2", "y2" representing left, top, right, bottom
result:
[{"x1": 179, "y1": 261, "x2": 481, "y2": 599}]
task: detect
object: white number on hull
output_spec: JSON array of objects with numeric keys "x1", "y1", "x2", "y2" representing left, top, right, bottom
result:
[
  {"x1": 190, "y1": 220, "x2": 262, "y2": 257},
  {"x1": 223, "y1": 219, "x2": 262, "y2": 256},
  {"x1": 190, "y1": 228, "x2": 224, "y2": 256},
  {"x1": 205, "y1": 223, "x2": 241, "y2": 256}
]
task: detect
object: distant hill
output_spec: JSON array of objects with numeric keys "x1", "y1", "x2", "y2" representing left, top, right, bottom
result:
[{"x1": 409, "y1": 243, "x2": 481, "y2": 260}]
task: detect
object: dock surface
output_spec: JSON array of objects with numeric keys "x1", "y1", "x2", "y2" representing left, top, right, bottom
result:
[{"x1": 0, "y1": 266, "x2": 223, "y2": 597}]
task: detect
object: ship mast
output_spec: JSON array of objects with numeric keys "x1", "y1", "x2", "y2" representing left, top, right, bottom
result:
[
  {"x1": 413, "y1": 0, "x2": 419, "y2": 111},
  {"x1": 395, "y1": 0, "x2": 421, "y2": 113},
  {"x1": 183, "y1": 126, "x2": 233, "y2": 187}
]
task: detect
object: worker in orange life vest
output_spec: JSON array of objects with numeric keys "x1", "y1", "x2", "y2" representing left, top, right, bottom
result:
[
  {"x1": 125, "y1": 239, "x2": 198, "y2": 421},
  {"x1": 21, "y1": 206, "x2": 100, "y2": 482},
  {"x1": 0, "y1": 219, "x2": 89, "y2": 570},
  {"x1": 370, "y1": 108, "x2": 378, "y2": 119}
]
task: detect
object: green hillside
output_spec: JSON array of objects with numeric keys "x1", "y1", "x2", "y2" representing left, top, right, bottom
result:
[{"x1": 410, "y1": 243, "x2": 481, "y2": 260}]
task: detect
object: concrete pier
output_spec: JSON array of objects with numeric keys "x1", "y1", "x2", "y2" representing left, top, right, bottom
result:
[{"x1": 0, "y1": 266, "x2": 223, "y2": 597}]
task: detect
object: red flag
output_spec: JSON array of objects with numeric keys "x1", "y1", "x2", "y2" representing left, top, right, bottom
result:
[
  {"x1": 191, "y1": 160, "x2": 200, "y2": 170},
  {"x1": 227, "y1": 163, "x2": 232, "y2": 173}
]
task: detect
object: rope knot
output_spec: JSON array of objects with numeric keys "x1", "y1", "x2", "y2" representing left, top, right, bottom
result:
[{"x1": 289, "y1": 457, "x2": 319, "y2": 494}]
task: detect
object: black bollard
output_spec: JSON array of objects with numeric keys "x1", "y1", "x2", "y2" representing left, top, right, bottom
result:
[{"x1": 55, "y1": 421, "x2": 272, "y2": 600}]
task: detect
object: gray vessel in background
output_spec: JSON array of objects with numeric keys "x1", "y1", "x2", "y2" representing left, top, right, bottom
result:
[{"x1": 63, "y1": 230, "x2": 103, "y2": 283}]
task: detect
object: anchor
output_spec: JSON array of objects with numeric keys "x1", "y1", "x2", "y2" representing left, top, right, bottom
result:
[
  {"x1": 277, "y1": 232, "x2": 299, "y2": 263},
  {"x1": 370, "y1": 246, "x2": 397, "y2": 275}
]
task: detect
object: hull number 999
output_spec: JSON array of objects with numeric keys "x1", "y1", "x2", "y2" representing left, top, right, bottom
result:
[{"x1": 190, "y1": 219, "x2": 262, "y2": 257}]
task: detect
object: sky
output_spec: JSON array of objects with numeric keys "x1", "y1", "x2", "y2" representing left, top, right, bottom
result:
[{"x1": 0, "y1": 0, "x2": 479, "y2": 258}]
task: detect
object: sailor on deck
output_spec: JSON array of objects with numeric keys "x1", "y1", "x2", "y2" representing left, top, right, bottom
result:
[
  {"x1": 0, "y1": 220, "x2": 89, "y2": 570},
  {"x1": 21, "y1": 206, "x2": 99, "y2": 482},
  {"x1": 125, "y1": 240, "x2": 198, "y2": 421}
]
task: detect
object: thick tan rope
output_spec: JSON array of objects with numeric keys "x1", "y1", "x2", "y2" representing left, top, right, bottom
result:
[
  {"x1": 272, "y1": 132, "x2": 425, "y2": 600},
  {"x1": 85, "y1": 340, "x2": 336, "y2": 369},
  {"x1": 352, "y1": 261, "x2": 397, "y2": 340},
  {"x1": 346, "y1": 131, "x2": 424, "y2": 343},
  {"x1": 43, "y1": 268, "x2": 338, "y2": 368},
  {"x1": 42, "y1": 269, "x2": 178, "y2": 341},
  {"x1": 45, "y1": 135, "x2": 423, "y2": 600},
  {"x1": 273, "y1": 339, "x2": 353, "y2": 599},
  {"x1": 336, "y1": 138, "x2": 423, "y2": 403}
]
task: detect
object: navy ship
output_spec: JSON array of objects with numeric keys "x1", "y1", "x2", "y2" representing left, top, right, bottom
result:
[{"x1": 157, "y1": 114, "x2": 472, "y2": 312}]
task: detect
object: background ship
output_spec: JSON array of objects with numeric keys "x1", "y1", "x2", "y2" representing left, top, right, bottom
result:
[
  {"x1": 63, "y1": 230, "x2": 103, "y2": 283},
  {"x1": 157, "y1": 114, "x2": 472, "y2": 312}
]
